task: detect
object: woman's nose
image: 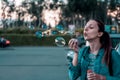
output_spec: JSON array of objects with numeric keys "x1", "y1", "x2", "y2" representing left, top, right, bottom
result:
[{"x1": 84, "y1": 27, "x2": 88, "y2": 31}]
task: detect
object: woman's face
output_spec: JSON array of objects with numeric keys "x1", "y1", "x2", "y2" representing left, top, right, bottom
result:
[{"x1": 83, "y1": 20, "x2": 101, "y2": 41}]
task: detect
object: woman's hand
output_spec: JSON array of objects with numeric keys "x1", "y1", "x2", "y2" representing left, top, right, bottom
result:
[
  {"x1": 87, "y1": 70, "x2": 106, "y2": 80},
  {"x1": 68, "y1": 38, "x2": 79, "y2": 53}
]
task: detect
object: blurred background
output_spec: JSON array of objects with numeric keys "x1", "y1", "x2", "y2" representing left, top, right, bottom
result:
[
  {"x1": 0, "y1": 0, "x2": 120, "y2": 47},
  {"x1": 0, "y1": 1, "x2": 120, "y2": 80}
]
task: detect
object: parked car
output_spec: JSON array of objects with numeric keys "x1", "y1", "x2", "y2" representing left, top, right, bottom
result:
[
  {"x1": 115, "y1": 42, "x2": 120, "y2": 55},
  {"x1": 0, "y1": 37, "x2": 10, "y2": 48}
]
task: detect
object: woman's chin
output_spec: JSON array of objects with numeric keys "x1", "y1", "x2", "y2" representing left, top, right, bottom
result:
[
  {"x1": 85, "y1": 39, "x2": 92, "y2": 42},
  {"x1": 84, "y1": 38, "x2": 89, "y2": 41}
]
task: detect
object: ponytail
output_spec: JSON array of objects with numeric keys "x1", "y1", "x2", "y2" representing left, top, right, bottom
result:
[
  {"x1": 100, "y1": 31, "x2": 112, "y2": 66},
  {"x1": 94, "y1": 19, "x2": 113, "y2": 75}
]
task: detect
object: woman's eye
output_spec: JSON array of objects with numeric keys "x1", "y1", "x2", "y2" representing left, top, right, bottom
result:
[{"x1": 89, "y1": 26, "x2": 94, "y2": 29}]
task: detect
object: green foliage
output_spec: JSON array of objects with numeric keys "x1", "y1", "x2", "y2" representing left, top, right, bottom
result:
[
  {"x1": 0, "y1": 28, "x2": 84, "y2": 46},
  {"x1": 0, "y1": 34, "x2": 71, "y2": 46},
  {"x1": 75, "y1": 28, "x2": 84, "y2": 34},
  {"x1": 0, "y1": 28, "x2": 44, "y2": 34},
  {"x1": 67, "y1": 0, "x2": 97, "y2": 14},
  {"x1": 109, "y1": 0, "x2": 116, "y2": 10}
]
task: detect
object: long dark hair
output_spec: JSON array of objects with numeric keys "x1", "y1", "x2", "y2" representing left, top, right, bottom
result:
[{"x1": 94, "y1": 19, "x2": 112, "y2": 66}]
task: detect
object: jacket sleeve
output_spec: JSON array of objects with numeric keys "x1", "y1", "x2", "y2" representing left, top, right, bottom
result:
[
  {"x1": 68, "y1": 62, "x2": 81, "y2": 80},
  {"x1": 106, "y1": 49, "x2": 120, "y2": 80},
  {"x1": 68, "y1": 47, "x2": 86, "y2": 80}
]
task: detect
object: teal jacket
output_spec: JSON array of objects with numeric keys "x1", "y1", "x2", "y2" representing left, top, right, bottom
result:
[{"x1": 68, "y1": 46, "x2": 120, "y2": 80}]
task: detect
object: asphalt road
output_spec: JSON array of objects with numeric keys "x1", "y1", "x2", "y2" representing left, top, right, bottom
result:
[{"x1": 0, "y1": 47, "x2": 69, "y2": 80}]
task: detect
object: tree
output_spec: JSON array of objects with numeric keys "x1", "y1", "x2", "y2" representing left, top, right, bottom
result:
[
  {"x1": 65, "y1": 0, "x2": 98, "y2": 28},
  {"x1": 67, "y1": 0, "x2": 97, "y2": 20}
]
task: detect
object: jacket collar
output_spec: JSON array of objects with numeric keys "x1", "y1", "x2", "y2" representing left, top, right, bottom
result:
[{"x1": 83, "y1": 46, "x2": 104, "y2": 57}]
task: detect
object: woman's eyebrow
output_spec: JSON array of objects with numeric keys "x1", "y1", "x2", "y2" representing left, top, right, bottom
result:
[{"x1": 86, "y1": 24, "x2": 92, "y2": 27}]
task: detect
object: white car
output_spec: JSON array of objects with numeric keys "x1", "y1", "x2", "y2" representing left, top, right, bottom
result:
[{"x1": 115, "y1": 42, "x2": 120, "y2": 55}]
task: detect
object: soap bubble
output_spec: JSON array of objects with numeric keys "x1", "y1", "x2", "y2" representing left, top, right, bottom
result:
[
  {"x1": 67, "y1": 50, "x2": 74, "y2": 62},
  {"x1": 28, "y1": 25, "x2": 34, "y2": 30},
  {"x1": 56, "y1": 25, "x2": 64, "y2": 31},
  {"x1": 51, "y1": 30, "x2": 58, "y2": 35},
  {"x1": 35, "y1": 31, "x2": 43, "y2": 38},
  {"x1": 42, "y1": 24, "x2": 48, "y2": 30},
  {"x1": 56, "y1": 25, "x2": 64, "y2": 33},
  {"x1": 55, "y1": 37, "x2": 66, "y2": 47}
]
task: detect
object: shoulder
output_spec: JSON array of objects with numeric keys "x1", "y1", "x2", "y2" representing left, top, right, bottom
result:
[
  {"x1": 78, "y1": 46, "x2": 89, "y2": 57},
  {"x1": 79, "y1": 46, "x2": 89, "y2": 53}
]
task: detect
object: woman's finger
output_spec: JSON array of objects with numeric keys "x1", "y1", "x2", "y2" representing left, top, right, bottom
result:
[{"x1": 87, "y1": 73, "x2": 96, "y2": 80}]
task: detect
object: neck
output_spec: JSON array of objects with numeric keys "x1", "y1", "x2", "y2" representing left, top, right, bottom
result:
[{"x1": 88, "y1": 39, "x2": 101, "y2": 55}]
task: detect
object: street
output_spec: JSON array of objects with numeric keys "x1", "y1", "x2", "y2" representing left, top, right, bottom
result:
[{"x1": 0, "y1": 47, "x2": 69, "y2": 80}]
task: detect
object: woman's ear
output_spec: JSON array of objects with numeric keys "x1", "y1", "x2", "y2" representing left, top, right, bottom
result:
[{"x1": 98, "y1": 32, "x2": 103, "y2": 37}]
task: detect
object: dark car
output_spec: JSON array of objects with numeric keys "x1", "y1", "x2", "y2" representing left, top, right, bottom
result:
[{"x1": 0, "y1": 37, "x2": 10, "y2": 48}]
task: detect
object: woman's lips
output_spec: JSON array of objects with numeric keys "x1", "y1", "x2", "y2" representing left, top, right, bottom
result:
[{"x1": 84, "y1": 32, "x2": 87, "y2": 36}]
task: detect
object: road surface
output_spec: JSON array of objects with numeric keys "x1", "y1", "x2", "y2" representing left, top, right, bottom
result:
[{"x1": 0, "y1": 47, "x2": 69, "y2": 80}]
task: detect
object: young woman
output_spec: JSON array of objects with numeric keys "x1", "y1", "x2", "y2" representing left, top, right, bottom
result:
[{"x1": 68, "y1": 19, "x2": 120, "y2": 80}]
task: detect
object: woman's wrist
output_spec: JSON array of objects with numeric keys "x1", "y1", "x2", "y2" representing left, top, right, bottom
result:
[
  {"x1": 100, "y1": 75, "x2": 106, "y2": 80},
  {"x1": 74, "y1": 50, "x2": 78, "y2": 53},
  {"x1": 72, "y1": 52, "x2": 79, "y2": 66}
]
